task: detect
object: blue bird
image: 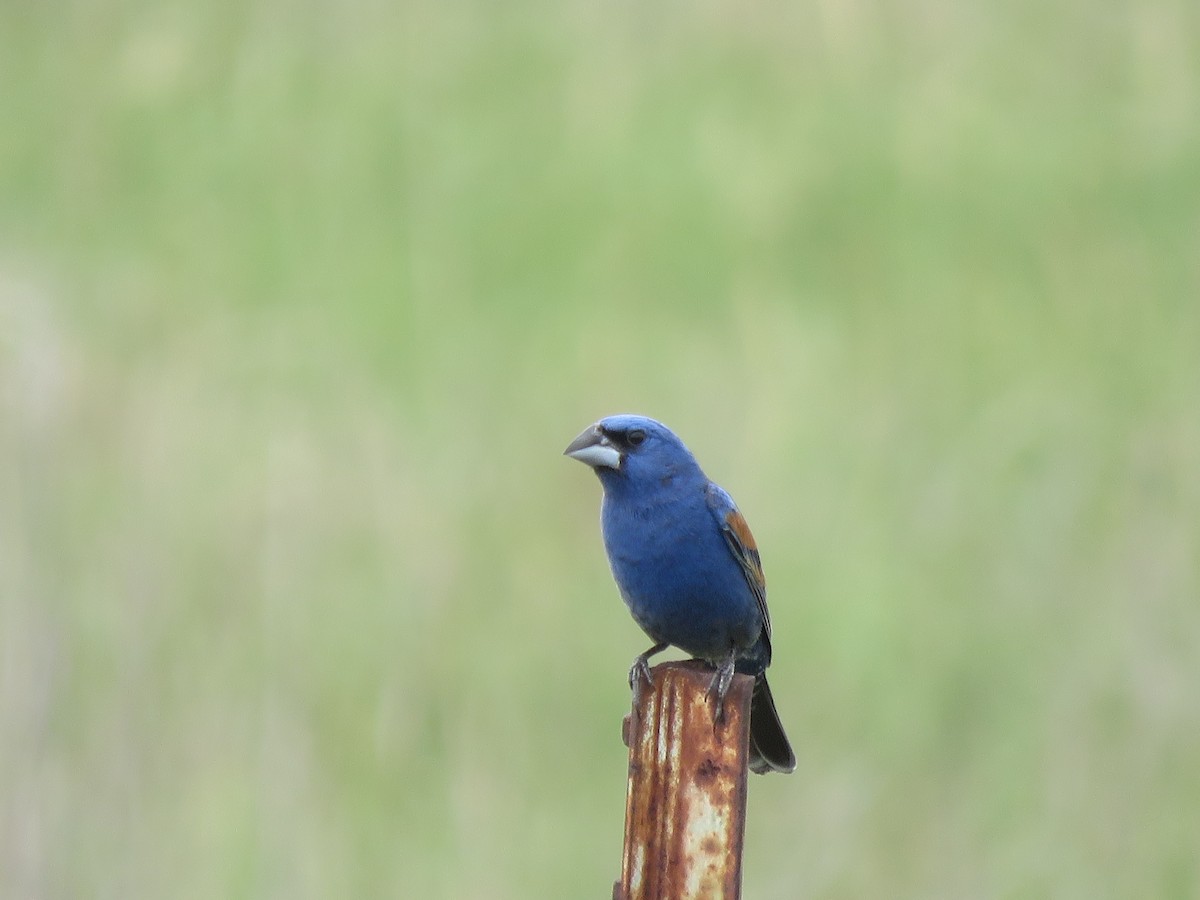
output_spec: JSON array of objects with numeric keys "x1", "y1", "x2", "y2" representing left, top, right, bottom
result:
[{"x1": 565, "y1": 414, "x2": 796, "y2": 774}]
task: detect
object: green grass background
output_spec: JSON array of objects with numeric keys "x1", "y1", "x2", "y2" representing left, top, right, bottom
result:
[{"x1": 2, "y1": 0, "x2": 1198, "y2": 897}]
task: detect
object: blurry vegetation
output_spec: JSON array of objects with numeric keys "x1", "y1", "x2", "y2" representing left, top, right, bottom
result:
[{"x1": 1, "y1": 0, "x2": 1198, "y2": 897}]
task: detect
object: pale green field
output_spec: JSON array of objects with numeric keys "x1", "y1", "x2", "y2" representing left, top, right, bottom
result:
[{"x1": 2, "y1": 1, "x2": 1198, "y2": 897}]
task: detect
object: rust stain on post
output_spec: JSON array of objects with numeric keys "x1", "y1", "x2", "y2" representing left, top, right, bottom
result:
[{"x1": 615, "y1": 660, "x2": 752, "y2": 900}]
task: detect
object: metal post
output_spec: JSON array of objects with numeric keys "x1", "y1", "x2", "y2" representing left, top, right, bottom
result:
[{"x1": 614, "y1": 660, "x2": 752, "y2": 900}]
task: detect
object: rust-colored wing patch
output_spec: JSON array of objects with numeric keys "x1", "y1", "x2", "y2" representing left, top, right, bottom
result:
[
  {"x1": 724, "y1": 509, "x2": 765, "y2": 588},
  {"x1": 721, "y1": 508, "x2": 771, "y2": 642},
  {"x1": 707, "y1": 483, "x2": 772, "y2": 643}
]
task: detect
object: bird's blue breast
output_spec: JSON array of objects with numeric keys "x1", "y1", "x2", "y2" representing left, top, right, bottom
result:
[{"x1": 599, "y1": 476, "x2": 763, "y2": 663}]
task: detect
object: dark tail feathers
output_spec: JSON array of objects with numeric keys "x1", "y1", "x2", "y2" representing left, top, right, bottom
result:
[{"x1": 748, "y1": 673, "x2": 796, "y2": 774}]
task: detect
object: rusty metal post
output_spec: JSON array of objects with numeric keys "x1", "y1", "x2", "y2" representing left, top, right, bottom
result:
[{"x1": 614, "y1": 660, "x2": 753, "y2": 900}]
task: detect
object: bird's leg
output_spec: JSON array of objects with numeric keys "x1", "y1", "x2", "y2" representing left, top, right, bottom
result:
[
  {"x1": 707, "y1": 648, "x2": 739, "y2": 728},
  {"x1": 629, "y1": 642, "x2": 669, "y2": 707}
]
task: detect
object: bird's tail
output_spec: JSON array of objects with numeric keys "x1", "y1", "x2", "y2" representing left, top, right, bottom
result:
[{"x1": 748, "y1": 673, "x2": 796, "y2": 774}]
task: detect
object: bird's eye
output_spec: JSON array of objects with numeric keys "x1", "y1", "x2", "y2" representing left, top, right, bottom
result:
[{"x1": 626, "y1": 429, "x2": 646, "y2": 447}]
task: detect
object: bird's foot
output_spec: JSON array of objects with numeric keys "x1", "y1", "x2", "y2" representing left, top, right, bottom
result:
[
  {"x1": 707, "y1": 653, "x2": 737, "y2": 730},
  {"x1": 628, "y1": 642, "x2": 668, "y2": 711},
  {"x1": 629, "y1": 658, "x2": 652, "y2": 705}
]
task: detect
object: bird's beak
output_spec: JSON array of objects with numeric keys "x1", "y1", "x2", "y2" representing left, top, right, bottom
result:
[{"x1": 563, "y1": 424, "x2": 621, "y2": 469}]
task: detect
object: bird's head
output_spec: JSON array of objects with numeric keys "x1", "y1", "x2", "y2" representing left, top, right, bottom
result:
[{"x1": 563, "y1": 415, "x2": 701, "y2": 488}]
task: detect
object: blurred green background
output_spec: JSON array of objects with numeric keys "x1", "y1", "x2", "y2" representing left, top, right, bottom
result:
[{"x1": 2, "y1": 0, "x2": 1198, "y2": 897}]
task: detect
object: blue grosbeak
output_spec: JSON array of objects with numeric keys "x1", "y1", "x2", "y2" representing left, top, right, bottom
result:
[{"x1": 565, "y1": 414, "x2": 796, "y2": 774}]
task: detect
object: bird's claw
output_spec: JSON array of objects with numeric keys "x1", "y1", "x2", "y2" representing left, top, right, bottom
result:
[
  {"x1": 707, "y1": 654, "x2": 737, "y2": 731},
  {"x1": 628, "y1": 643, "x2": 668, "y2": 711},
  {"x1": 629, "y1": 657, "x2": 654, "y2": 693},
  {"x1": 706, "y1": 677, "x2": 729, "y2": 729},
  {"x1": 629, "y1": 658, "x2": 655, "y2": 710}
]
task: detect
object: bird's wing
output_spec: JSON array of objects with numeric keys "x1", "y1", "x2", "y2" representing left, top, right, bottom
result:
[{"x1": 706, "y1": 483, "x2": 772, "y2": 643}]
